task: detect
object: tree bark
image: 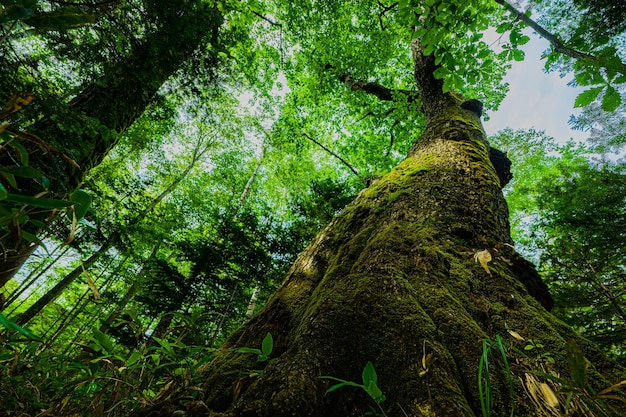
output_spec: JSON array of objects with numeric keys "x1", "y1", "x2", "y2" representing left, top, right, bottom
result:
[
  {"x1": 131, "y1": 43, "x2": 625, "y2": 417},
  {"x1": 0, "y1": 2, "x2": 223, "y2": 286}
]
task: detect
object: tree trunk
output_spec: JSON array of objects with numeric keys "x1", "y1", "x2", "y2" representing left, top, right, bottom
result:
[
  {"x1": 150, "y1": 313, "x2": 175, "y2": 341},
  {"x1": 131, "y1": 43, "x2": 625, "y2": 417},
  {"x1": 100, "y1": 242, "x2": 162, "y2": 333},
  {"x1": 15, "y1": 238, "x2": 113, "y2": 326},
  {"x1": 0, "y1": 2, "x2": 223, "y2": 286}
]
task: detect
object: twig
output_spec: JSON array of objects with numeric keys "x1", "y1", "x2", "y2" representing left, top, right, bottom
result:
[
  {"x1": 301, "y1": 133, "x2": 362, "y2": 180},
  {"x1": 252, "y1": 11, "x2": 282, "y2": 27},
  {"x1": 377, "y1": 1, "x2": 398, "y2": 30},
  {"x1": 338, "y1": 74, "x2": 419, "y2": 103}
]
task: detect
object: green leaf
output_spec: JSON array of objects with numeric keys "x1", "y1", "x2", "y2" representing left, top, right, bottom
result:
[
  {"x1": 78, "y1": 217, "x2": 97, "y2": 230},
  {"x1": 6, "y1": 139, "x2": 29, "y2": 165},
  {"x1": 513, "y1": 49, "x2": 524, "y2": 61},
  {"x1": 5, "y1": 193, "x2": 72, "y2": 208},
  {"x1": 20, "y1": 230, "x2": 40, "y2": 243},
  {"x1": 3, "y1": 166, "x2": 43, "y2": 178},
  {"x1": 23, "y1": 6, "x2": 96, "y2": 31},
  {"x1": 326, "y1": 381, "x2": 350, "y2": 393},
  {"x1": 261, "y1": 332, "x2": 273, "y2": 357},
  {"x1": 70, "y1": 189, "x2": 91, "y2": 219},
  {"x1": 236, "y1": 347, "x2": 262, "y2": 355},
  {"x1": 362, "y1": 361, "x2": 378, "y2": 387},
  {"x1": 565, "y1": 340, "x2": 587, "y2": 389},
  {"x1": 574, "y1": 87, "x2": 604, "y2": 108},
  {"x1": 423, "y1": 43, "x2": 435, "y2": 56},
  {"x1": 601, "y1": 86, "x2": 621, "y2": 112},
  {"x1": 365, "y1": 380, "x2": 385, "y2": 403},
  {"x1": 126, "y1": 351, "x2": 143, "y2": 367},
  {"x1": 92, "y1": 327, "x2": 114, "y2": 354},
  {"x1": 2, "y1": 172, "x2": 17, "y2": 188},
  {"x1": 0, "y1": 313, "x2": 42, "y2": 340},
  {"x1": 0, "y1": 183, "x2": 6, "y2": 200}
]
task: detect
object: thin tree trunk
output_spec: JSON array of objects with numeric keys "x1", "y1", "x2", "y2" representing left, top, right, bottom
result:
[
  {"x1": 245, "y1": 285, "x2": 260, "y2": 320},
  {"x1": 238, "y1": 150, "x2": 265, "y2": 323},
  {"x1": 237, "y1": 148, "x2": 265, "y2": 209},
  {"x1": 2, "y1": 244, "x2": 72, "y2": 313},
  {"x1": 208, "y1": 285, "x2": 238, "y2": 349},
  {"x1": 99, "y1": 243, "x2": 162, "y2": 333},
  {"x1": 42, "y1": 253, "x2": 133, "y2": 348},
  {"x1": 131, "y1": 41, "x2": 625, "y2": 417},
  {"x1": 150, "y1": 313, "x2": 174, "y2": 341},
  {"x1": 15, "y1": 239, "x2": 114, "y2": 325}
]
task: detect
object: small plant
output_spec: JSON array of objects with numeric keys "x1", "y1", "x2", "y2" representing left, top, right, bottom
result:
[
  {"x1": 523, "y1": 338, "x2": 555, "y2": 364},
  {"x1": 236, "y1": 332, "x2": 274, "y2": 363},
  {"x1": 479, "y1": 331, "x2": 626, "y2": 417},
  {"x1": 526, "y1": 339, "x2": 626, "y2": 417},
  {"x1": 321, "y1": 361, "x2": 388, "y2": 417},
  {"x1": 478, "y1": 334, "x2": 515, "y2": 417}
]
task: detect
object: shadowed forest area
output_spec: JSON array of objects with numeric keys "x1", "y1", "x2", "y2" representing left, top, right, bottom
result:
[{"x1": 0, "y1": 0, "x2": 625, "y2": 416}]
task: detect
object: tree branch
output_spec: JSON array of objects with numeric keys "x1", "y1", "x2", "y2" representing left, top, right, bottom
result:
[
  {"x1": 252, "y1": 11, "x2": 282, "y2": 27},
  {"x1": 377, "y1": 1, "x2": 398, "y2": 30},
  {"x1": 338, "y1": 74, "x2": 419, "y2": 103},
  {"x1": 301, "y1": 133, "x2": 362, "y2": 180},
  {"x1": 495, "y1": 0, "x2": 626, "y2": 74}
]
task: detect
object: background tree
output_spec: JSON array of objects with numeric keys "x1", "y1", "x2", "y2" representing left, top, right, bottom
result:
[{"x1": 493, "y1": 129, "x2": 626, "y2": 364}]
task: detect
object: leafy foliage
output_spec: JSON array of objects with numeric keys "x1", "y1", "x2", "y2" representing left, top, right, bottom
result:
[{"x1": 493, "y1": 129, "x2": 626, "y2": 363}]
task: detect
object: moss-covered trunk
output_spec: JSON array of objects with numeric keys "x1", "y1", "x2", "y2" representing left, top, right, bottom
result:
[{"x1": 132, "y1": 43, "x2": 625, "y2": 417}]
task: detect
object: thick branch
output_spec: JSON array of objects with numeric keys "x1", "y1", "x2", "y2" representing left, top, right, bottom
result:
[
  {"x1": 338, "y1": 74, "x2": 418, "y2": 103},
  {"x1": 411, "y1": 39, "x2": 458, "y2": 122},
  {"x1": 495, "y1": 0, "x2": 626, "y2": 74}
]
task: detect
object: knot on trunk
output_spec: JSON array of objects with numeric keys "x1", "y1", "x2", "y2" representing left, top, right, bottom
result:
[
  {"x1": 460, "y1": 99, "x2": 483, "y2": 117},
  {"x1": 489, "y1": 147, "x2": 513, "y2": 188}
]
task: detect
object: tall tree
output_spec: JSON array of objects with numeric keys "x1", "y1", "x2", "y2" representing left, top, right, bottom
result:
[{"x1": 130, "y1": 9, "x2": 625, "y2": 417}]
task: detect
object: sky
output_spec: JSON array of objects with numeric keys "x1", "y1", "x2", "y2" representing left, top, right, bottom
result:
[{"x1": 483, "y1": 30, "x2": 587, "y2": 143}]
